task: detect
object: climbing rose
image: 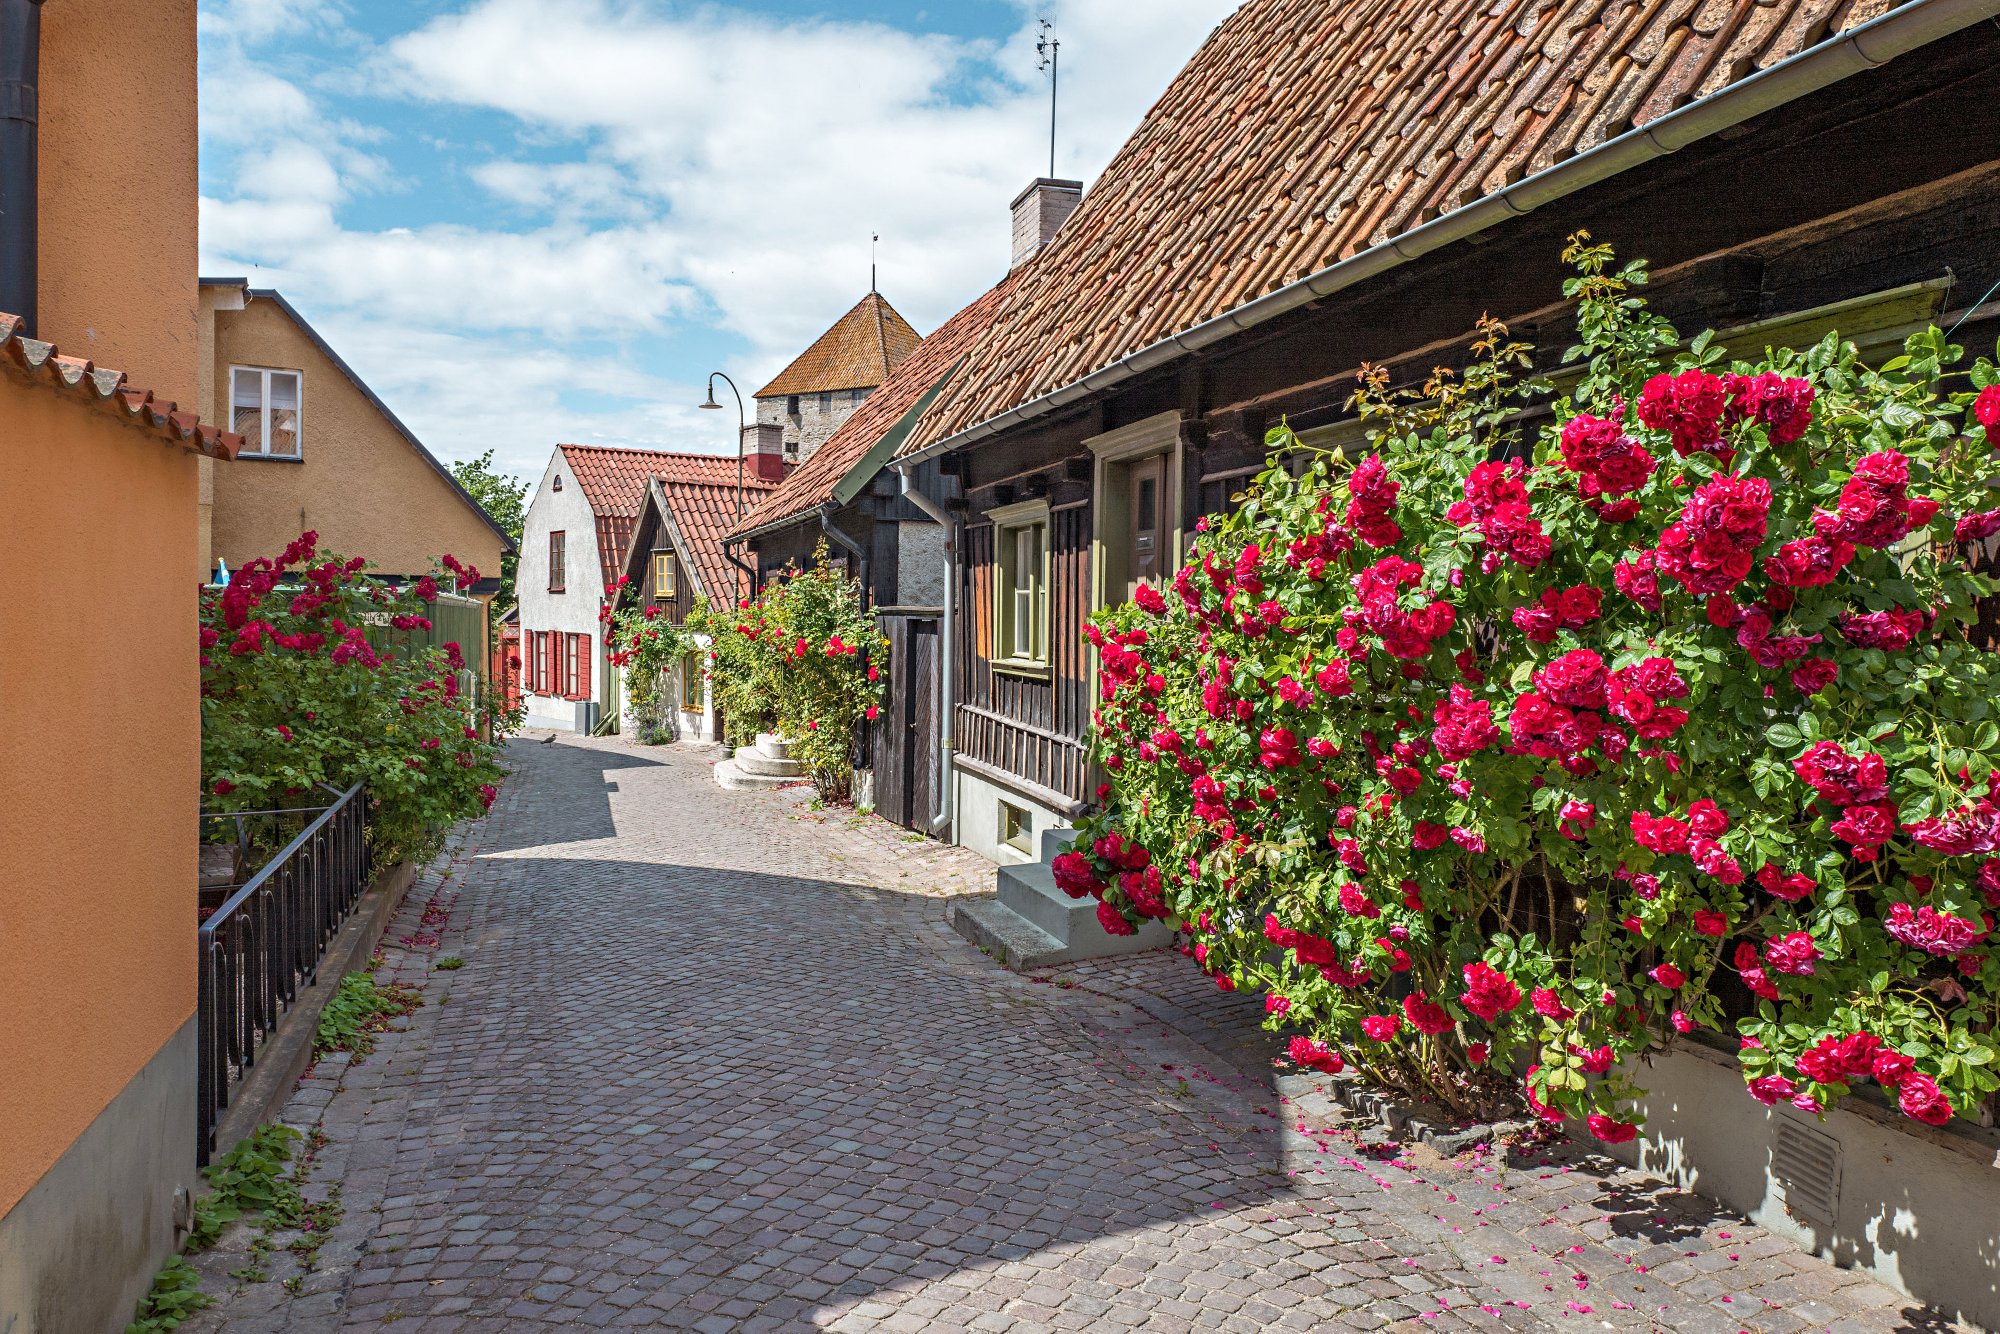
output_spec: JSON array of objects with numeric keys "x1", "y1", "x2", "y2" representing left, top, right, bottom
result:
[
  {"x1": 1763, "y1": 932, "x2": 1821, "y2": 977},
  {"x1": 1095, "y1": 901, "x2": 1137, "y2": 937},
  {"x1": 1793, "y1": 742, "x2": 1889, "y2": 807},
  {"x1": 1586, "y1": 1113, "x2": 1639, "y2": 1145},
  {"x1": 1655, "y1": 473, "x2": 1771, "y2": 594},
  {"x1": 1402, "y1": 992, "x2": 1454, "y2": 1035},
  {"x1": 1896, "y1": 1071, "x2": 1955, "y2": 1126},
  {"x1": 1976, "y1": 385, "x2": 2000, "y2": 444},
  {"x1": 1289, "y1": 1035, "x2": 1343, "y2": 1073},
  {"x1": 1724, "y1": 371, "x2": 1815, "y2": 445},
  {"x1": 1637, "y1": 369, "x2": 1729, "y2": 458},
  {"x1": 1459, "y1": 963, "x2": 1523, "y2": 1021},
  {"x1": 1360, "y1": 1013, "x2": 1401, "y2": 1042},
  {"x1": 1883, "y1": 903, "x2": 1983, "y2": 957}
]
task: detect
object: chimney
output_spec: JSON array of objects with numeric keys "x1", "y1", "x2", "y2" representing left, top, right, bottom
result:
[
  {"x1": 1010, "y1": 177, "x2": 1081, "y2": 270},
  {"x1": 0, "y1": 0, "x2": 43, "y2": 332},
  {"x1": 742, "y1": 422, "x2": 787, "y2": 483}
]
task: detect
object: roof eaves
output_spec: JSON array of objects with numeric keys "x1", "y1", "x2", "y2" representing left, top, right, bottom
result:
[
  {"x1": 897, "y1": 0, "x2": 2000, "y2": 470},
  {"x1": 246, "y1": 290, "x2": 518, "y2": 553},
  {"x1": 0, "y1": 312, "x2": 242, "y2": 459}
]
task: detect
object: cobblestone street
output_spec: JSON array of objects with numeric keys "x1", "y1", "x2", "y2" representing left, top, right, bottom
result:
[{"x1": 182, "y1": 737, "x2": 1968, "y2": 1333}]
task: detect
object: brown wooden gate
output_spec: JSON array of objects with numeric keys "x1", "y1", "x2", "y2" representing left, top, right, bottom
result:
[{"x1": 872, "y1": 613, "x2": 942, "y2": 833}]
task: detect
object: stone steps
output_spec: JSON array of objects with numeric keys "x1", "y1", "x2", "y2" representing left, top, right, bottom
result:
[
  {"x1": 713, "y1": 759, "x2": 804, "y2": 791},
  {"x1": 949, "y1": 844, "x2": 1174, "y2": 969},
  {"x1": 731, "y1": 747, "x2": 804, "y2": 778}
]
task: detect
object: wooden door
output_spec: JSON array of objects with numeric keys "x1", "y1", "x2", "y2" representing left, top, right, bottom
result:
[{"x1": 1124, "y1": 453, "x2": 1167, "y2": 600}]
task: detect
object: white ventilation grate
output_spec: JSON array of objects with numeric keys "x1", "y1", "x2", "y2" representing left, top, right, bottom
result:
[{"x1": 1773, "y1": 1115, "x2": 1842, "y2": 1228}]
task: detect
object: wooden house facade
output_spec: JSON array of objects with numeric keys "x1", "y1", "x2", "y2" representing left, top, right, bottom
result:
[
  {"x1": 616, "y1": 451, "x2": 785, "y2": 742},
  {"x1": 893, "y1": 0, "x2": 2000, "y2": 863},
  {"x1": 881, "y1": 0, "x2": 2000, "y2": 1318}
]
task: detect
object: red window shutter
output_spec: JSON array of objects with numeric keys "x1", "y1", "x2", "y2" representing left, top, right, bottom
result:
[{"x1": 578, "y1": 633, "x2": 593, "y2": 701}]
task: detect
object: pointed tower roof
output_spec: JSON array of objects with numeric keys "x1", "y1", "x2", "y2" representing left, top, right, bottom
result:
[{"x1": 753, "y1": 291, "x2": 921, "y2": 399}]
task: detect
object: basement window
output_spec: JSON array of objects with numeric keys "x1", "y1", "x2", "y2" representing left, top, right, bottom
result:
[
  {"x1": 999, "y1": 800, "x2": 1033, "y2": 856},
  {"x1": 231, "y1": 366, "x2": 303, "y2": 458}
]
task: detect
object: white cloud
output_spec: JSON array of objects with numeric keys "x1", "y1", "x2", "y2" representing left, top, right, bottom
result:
[{"x1": 199, "y1": 0, "x2": 1244, "y2": 478}]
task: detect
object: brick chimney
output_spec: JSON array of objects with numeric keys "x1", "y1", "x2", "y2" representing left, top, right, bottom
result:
[
  {"x1": 743, "y1": 422, "x2": 787, "y2": 483},
  {"x1": 1010, "y1": 177, "x2": 1082, "y2": 270}
]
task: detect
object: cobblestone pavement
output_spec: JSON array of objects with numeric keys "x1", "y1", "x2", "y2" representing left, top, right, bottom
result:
[{"x1": 181, "y1": 736, "x2": 1968, "y2": 1333}]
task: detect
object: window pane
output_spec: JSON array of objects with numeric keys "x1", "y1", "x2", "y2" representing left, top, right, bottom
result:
[
  {"x1": 231, "y1": 368, "x2": 262, "y2": 409},
  {"x1": 1137, "y1": 476, "x2": 1157, "y2": 532},
  {"x1": 268, "y1": 371, "x2": 301, "y2": 410}
]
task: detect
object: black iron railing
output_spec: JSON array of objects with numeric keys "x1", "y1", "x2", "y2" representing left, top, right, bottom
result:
[{"x1": 195, "y1": 781, "x2": 369, "y2": 1161}]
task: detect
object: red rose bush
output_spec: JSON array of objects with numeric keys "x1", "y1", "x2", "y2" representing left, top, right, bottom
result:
[{"x1": 1061, "y1": 240, "x2": 2000, "y2": 1135}]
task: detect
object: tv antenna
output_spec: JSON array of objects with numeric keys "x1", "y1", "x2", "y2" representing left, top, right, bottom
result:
[
  {"x1": 1036, "y1": 18, "x2": 1059, "y2": 179},
  {"x1": 871, "y1": 232, "x2": 879, "y2": 293}
]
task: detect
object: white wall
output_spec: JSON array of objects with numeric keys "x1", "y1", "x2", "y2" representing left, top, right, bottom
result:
[
  {"x1": 517, "y1": 449, "x2": 606, "y2": 731},
  {"x1": 955, "y1": 768, "x2": 1071, "y2": 865},
  {"x1": 1606, "y1": 1043, "x2": 2000, "y2": 1327}
]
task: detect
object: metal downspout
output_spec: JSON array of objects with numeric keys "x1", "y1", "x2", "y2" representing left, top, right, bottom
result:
[
  {"x1": 721, "y1": 537, "x2": 758, "y2": 605},
  {"x1": 895, "y1": 464, "x2": 957, "y2": 842},
  {"x1": 0, "y1": 0, "x2": 43, "y2": 333}
]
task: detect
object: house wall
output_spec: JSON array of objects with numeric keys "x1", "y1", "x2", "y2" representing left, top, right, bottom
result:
[
  {"x1": 518, "y1": 450, "x2": 606, "y2": 731},
  {"x1": 0, "y1": 389, "x2": 201, "y2": 1334},
  {"x1": 1605, "y1": 1045, "x2": 2000, "y2": 1330},
  {"x1": 755, "y1": 387, "x2": 869, "y2": 463},
  {"x1": 36, "y1": 0, "x2": 199, "y2": 401},
  {"x1": 204, "y1": 296, "x2": 506, "y2": 586}
]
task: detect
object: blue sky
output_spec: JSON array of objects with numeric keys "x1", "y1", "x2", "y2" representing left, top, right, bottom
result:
[{"x1": 197, "y1": 0, "x2": 1240, "y2": 482}]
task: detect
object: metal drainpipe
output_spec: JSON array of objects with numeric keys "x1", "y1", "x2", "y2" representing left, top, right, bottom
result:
[
  {"x1": 895, "y1": 464, "x2": 957, "y2": 842},
  {"x1": 722, "y1": 537, "x2": 758, "y2": 605},
  {"x1": 0, "y1": 0, "x2": 43, "y2": 333},
  {"x1": 816, "y1": 504, "x2": 870, "y2": 606}
]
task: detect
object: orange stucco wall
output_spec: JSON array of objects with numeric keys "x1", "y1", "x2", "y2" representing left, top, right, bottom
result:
[
  {"x1": 36, "y1": 0, "x2": 200, "y2": 403},
  {"x1": 0, "y1": 387, "x2": 200, "y2": 1219}
]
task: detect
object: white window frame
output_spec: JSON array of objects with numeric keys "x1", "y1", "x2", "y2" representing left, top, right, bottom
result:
[
  {"x1": 988, "y1": 498, "x2": 1051, "y2": 677},
  {"x1": 229, "y1": 364, "x2": 304, "y2": 459}
]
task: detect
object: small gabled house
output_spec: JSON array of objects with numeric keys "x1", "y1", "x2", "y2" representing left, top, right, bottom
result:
[
  {"x1": 753, "y1": 290, "x2": 921, "y2": 463},
  {"x1": 883, "y1": 0, "x2": 2000, "y2": 1317},
  {"x1": 197, "y1": 281, "x2": 514, "y2": 679},
  {"x1": 724, "y1": 264, "x2": 1029, "y2": 829},
  {"x1": 518, "y1": 444, "x2": 673, "y2": 731},
  {"x1": 615, "y1": 445, "x2": 787, "y2": 741}
]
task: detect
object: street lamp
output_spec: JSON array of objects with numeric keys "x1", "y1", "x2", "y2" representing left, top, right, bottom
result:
[{"x1": 698, "y1": 371, "x2": 747, "y2": 521}]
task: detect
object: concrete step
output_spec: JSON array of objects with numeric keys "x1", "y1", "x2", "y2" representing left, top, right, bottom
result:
[
  {"x1": 713, "y1": 759, "x2": 803, "y2": 791},
  {"x1": 949, "y1": 894, "x2": 1069, "y2": 971},
  {"x1": 754, "y1": 733, "x2": 794, "y2": 761},
  {"x1": 732, "y1": 746, "x2": 804, "y2": 778},
  {"x1": 952, "y1": 871, "x2": 1175, "y2": 970}
]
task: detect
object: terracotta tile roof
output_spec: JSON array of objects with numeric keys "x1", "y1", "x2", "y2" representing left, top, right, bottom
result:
[
  {"x1": 660, "y1": 467, "x2": 784, "y2": 605},
  {"x1": 753, "y1": 291, "x2": 923, "y2": 399},
  {"x1": 730, "y1": 270, "x2": 1023, "y2": 540},
  {"x1": 908, "y1": 0, "x2": 1929, "y2": 450},
  {"x1": 0, "y1": 312, "x2": 240, "y2": 459},
  {"x1": 557, "y1": 444, "x2": 681, "y2": 587}
]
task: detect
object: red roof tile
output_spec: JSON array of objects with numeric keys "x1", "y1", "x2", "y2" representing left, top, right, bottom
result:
[
  {"x1": 0, "y1": 312, "x2": 240, "y2": 459},
  {"x1": 729, "y1": 270, "x2": 1024, "y2": 540},
  {"x1": 753, "y1": 291, "x2": 923, "y2": 399},
  {"x1": 907, "y1": 0, "x2": 1933, "y2": 451},
  {"x1": 660, "y1": 468, "x2": 784, "y2": 606}
]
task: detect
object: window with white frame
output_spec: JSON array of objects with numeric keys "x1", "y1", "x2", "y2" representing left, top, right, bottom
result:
[
  {"x1": 989, "y1": 499, "x2": 1050, "y2": 673},
  {"x1": 230, "y1": 366, "x2": 303, "y2": 457}
]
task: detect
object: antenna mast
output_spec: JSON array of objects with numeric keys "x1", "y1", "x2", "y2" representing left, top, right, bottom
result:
[
  {"x1": 1036, "y1": 18, "x2": 1059, "y2": 179},
  {"x1": 871, "y1": 232, "x2": 879, "y2": 293}
]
